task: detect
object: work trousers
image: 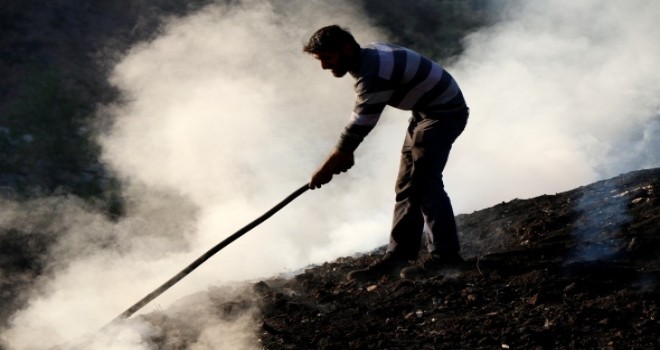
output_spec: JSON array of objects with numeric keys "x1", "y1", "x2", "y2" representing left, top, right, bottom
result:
[{"x1": 387, "y1": 110, "x2": 468, "y2": 261}]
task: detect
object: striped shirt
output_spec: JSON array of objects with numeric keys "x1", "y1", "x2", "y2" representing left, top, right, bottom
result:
[{"x1": 337, "y1": 42, "x2": 467, "y2": 152}]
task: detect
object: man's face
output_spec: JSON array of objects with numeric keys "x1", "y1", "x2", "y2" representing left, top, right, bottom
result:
[{"x1": 313, "y1": 51, "x2": 350, "y2": 77}]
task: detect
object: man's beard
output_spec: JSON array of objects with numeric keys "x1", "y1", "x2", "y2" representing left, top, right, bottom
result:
[
  {"x1": 331, "y1": 68, "x2": 348, "y2": 77},
  {"x1": 330, "y1": 54, "x2": 351, "y2": 77}
]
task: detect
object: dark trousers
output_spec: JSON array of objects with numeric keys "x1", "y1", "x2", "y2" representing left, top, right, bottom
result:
[{"x1": 387, "y1": 110, "x2": 468, "y2": 261}]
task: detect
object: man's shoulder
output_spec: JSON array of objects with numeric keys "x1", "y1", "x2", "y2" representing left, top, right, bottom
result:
[
  {"x1": 353, "y1": 46, "x2": 380, "y2": 80},
  {"x1": 366, "y1": 42, "x2": 418, "y2": 55},
  {"x1": 364, "y1": 42, "x2": 404, "y2": 50}
]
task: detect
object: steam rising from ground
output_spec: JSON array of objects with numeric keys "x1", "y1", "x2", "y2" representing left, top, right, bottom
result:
[
  {"x1": 449, "y1": 0, "x2": 660, "y2": 210},
  {"x1": 2, "y1": 0, "x2": 659, "y2": 348},
  {"x1": 3, "y1": 1, "x2": 389, "y2": 349}
]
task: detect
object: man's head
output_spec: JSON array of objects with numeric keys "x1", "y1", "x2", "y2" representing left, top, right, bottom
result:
[{"x1": 303, "y1": 25, "x2": 360, "y2": 77}]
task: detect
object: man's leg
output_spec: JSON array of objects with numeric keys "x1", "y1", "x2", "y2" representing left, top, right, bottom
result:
[
  {"x1": 348, "y1": 113, "x2": 467, "y2": 282},
  {"x1": 387, "y1": 119, "x2": 425, "y2": 261},
  {"x1": 346, "y1": 117, "x2": 424, "y2": 282},
  {"x1": 409, "y1": 115, "x2": 467, "y2": 256},
  {"x1": 397, "y1": 114, "x2": 468, "y2": 279}
]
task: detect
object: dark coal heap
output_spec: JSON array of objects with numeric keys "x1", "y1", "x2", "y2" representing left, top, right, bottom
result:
[{"x1": 139, "y1": 167, "x2": 659, "y2": 349}]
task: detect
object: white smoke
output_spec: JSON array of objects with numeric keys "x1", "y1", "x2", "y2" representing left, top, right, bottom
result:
[
  {"x1": 2, "y1": 0, "x2": 660, "y2": 348},
  {"x1": 447, "y1": 0, "x2": 660, "y2": 210},
  {"x1": 2, "y1": 0, "x2": 391, "y2": 349}
]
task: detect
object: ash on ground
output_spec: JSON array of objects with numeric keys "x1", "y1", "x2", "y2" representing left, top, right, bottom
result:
[{"x1": 142, "y1": 168, "x2": 659, "y2": 349}]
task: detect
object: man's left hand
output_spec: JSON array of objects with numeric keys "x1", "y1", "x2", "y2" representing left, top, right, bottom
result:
[{"x1": 309, "y1": 148, "x2": 355, "y2": 189}]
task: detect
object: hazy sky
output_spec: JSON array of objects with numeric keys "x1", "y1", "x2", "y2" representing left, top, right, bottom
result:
[{"x1": 2, "y1": 0, "x2": 659, "y2": 348}]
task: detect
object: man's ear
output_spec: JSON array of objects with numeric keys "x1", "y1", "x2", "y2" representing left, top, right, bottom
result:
[{"x1": 340, "y1": 42, "x2": 358, "y2": 57}]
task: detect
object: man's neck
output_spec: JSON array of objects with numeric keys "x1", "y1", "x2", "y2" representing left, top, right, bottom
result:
[{"x1": 348, "y1": 48, "x2": 363, "y2": 77}]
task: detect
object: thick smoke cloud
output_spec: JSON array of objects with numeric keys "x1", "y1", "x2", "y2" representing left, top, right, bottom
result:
[
  {"x1": 447, "y1": 0, "x2": 660, "y2": 210},
  {"x1": 97, "y1": 0, "x2": 394, "y2": 275},
  {"x1": 2, "y1": 0, "x2": 659, "y2": 348},
  {"x1": 447, "y1": 0, "x2": 659, "y2": 264},
  {"x1": 3, "y1": 1, "x2": 390, "y2": 349}
]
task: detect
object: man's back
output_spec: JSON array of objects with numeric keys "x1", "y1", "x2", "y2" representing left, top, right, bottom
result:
[{"x1": 351, "y1": 43, "x2": 467, "y2": 123}]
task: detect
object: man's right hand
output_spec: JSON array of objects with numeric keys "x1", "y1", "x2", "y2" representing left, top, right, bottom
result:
[{"x1": 309, "y1": 148, "x2": 355, "y2": 189}]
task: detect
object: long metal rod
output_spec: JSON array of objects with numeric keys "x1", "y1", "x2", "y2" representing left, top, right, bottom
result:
[{"x1": 110, "y1": 183, "x2": 310, "y2": 324}]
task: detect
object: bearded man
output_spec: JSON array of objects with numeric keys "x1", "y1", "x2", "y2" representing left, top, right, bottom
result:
[{"x1": 304, "y1": 25, "x2": 469, "y2": 281}]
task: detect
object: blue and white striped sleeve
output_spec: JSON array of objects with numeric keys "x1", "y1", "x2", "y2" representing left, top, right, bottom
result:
[{"x1": 336, "y1": 77, "x2": 392, "y2": 152}]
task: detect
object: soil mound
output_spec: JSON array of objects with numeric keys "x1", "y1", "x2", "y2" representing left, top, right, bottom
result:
[
  {"x1": 138, "y1": 168, "x2": 659, "y2": 349},
  {"x1": 255, "y1": 168, "x2": 659, "y2": 349}
]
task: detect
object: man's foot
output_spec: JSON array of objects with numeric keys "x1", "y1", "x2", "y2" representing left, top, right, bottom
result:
[
  {"x1": 399, "y1": 252, "x2": 466, "y2": 280},
  {"x1": 347, "y1": 255, "x2": 408, "y2": 282}
]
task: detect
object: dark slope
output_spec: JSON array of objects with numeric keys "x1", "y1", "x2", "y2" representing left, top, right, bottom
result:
[
  {"x1": 133, "y1": 168, "x2": 659, "y2": 349},
  {"x1": 241, "y1": 168, "x2": 656, "y2": 349}
]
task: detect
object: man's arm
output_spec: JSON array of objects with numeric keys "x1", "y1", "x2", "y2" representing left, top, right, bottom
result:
[
  {"x1": 309, "y1": 75, "x2": 388, "y2": 189},
  {"x1": 309, "y1": 148, "x2": 355, "y2": 189}
]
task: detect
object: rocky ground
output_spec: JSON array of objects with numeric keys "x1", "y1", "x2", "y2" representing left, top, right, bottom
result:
[{"x1": 134, "y1": 167, "x2": 659, "y2": 349}]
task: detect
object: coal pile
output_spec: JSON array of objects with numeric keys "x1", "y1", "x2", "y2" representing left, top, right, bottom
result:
[
  {"x1": 253, "y1": 168, "x2": 659, "y2": 349},
  {"x1": 136, "y1": 168, "x2": 659, "y2": 349}
]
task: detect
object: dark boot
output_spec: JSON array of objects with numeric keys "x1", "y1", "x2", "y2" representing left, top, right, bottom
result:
[
  {"x1": 347, "y1": 255, "x2": 408, "y2": 282},
  {"x1": 399, "y1": 252, "x2": 466, "y2": 280}
]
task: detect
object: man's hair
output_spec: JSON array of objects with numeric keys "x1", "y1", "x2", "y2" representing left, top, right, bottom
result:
[{"x1": 303, "y1": 25, "x2": 360, "y2": 54}]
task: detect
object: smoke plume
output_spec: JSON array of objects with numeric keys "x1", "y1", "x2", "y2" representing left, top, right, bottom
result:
[{"x1": 447, "y1": 0, "x2": 660, "y2": 210}]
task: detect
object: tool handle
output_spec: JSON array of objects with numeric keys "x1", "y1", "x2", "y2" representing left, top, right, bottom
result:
[{"x1": 110, "y1": 183, "x2": 310, "y2": 323}]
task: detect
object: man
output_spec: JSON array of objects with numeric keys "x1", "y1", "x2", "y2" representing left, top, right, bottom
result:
[{"x1": 304, "y1": 25, "x2": 469, "y2": 281}]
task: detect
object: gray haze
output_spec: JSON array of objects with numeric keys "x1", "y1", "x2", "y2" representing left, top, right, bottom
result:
[{"x1": 448, "y1": 0, "x2": 660, "y2": 210}]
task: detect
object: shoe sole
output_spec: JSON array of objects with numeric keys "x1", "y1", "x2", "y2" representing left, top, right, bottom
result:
[{"x1": 400, "y1": 262, "x2": 471, "y2": 280}]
